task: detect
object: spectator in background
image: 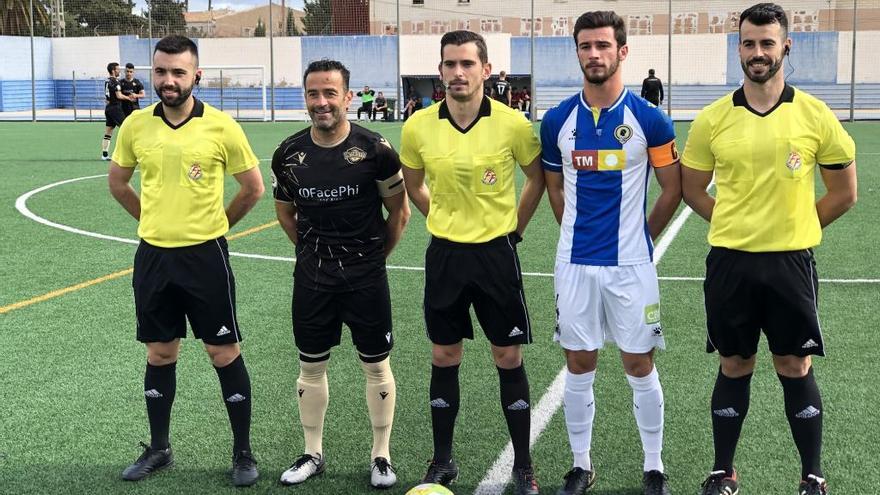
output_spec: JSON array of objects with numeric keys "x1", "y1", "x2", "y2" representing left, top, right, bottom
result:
[
  {"x1": 641, "y1": 69, "x2": 664, "y2": 107},
  {"x1": 520, "y1": 87, "x2": 531, "y2": 113},
  {"x1": 432, "y1": 84, "x2": 446, "y2": 104},
  {"x1": 357, "y1": 85, "x2": 376, "y2": 120},
  {"x1": 403, "y1": 94, "x2": 422, "y2": 121},
  {"x1": 121, "y1": 63, "x2": 146, "y2": 117},
  {"x1": 511, "y1": 87, "x2": 522, "y2": 110},
  {"x1": 373, "y1": 91, "x2": 389, "y2": 121}
]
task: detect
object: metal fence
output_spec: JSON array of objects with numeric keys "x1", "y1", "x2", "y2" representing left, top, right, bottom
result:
[{"x1": 1, "y1": 0, "x2": 878, "y2": 121}]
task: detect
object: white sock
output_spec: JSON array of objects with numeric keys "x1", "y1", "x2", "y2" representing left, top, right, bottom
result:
[
  {"x1": 627, "y1": 367, "x2": 664, "y2": 473},
  {"x1": 563, "y1": 369, "x2": 596, "y2": 470}
]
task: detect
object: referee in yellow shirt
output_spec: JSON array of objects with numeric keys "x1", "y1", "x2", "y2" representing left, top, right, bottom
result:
[
  {"x1": 400, "y1": 30, "x2": 545, "y2": 495},
  {"x1": 681, "y1": 5, "x2": 857, "y2": 495},
  {"x1": 108, "y1": 35, "x2": 264, "y2": 487}
]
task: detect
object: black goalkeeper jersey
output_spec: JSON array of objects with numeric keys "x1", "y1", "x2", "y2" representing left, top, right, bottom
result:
[{"x1": 271, "y1": 124, "x2": 402, "y2": 292}]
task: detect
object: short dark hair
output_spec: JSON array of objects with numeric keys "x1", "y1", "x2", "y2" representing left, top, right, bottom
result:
[
  {"x1": 739, "y1": 3, "x2": 789, "y2": 38},
  {"x1": 107, "y1": 62, "x2": 119, "y2": 74},
  {"x1": 572, "y1": 11, "x2": 627, "y2": 48},
  {"x1": 154, "y1": 35, "x2": 199, "y2": 63},
  {"x1": 440, "y1": 30, "x2": 488, "y2": 64},
  {"x1": 125, "y1": 63, "x2": 135, "y2": 70},
  {"x1": 648, "y1": 68, "x2": 655, "y2": 75},
  {"x1": 303, "y1": 59, "x2": 351, "y2": 91}
]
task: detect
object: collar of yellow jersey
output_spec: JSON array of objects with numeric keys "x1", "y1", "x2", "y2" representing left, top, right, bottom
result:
[
  {"x1": 438, "y1": 95, "x2": 492, "y2": 134},
  {"x1": 153, "y1": 97, "x2": 205, "y2": 130}
]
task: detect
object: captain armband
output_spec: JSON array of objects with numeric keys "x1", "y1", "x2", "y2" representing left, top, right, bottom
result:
[{"x1": 376, "y1": 170, "x2": 405, "y2": 197}]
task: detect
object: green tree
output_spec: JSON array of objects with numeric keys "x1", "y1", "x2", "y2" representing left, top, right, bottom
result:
[
  {"x1": 0, "y1": 0, "x2": 52, "y2": 36},
  {"x1": 63, "y1": 0, "x2": 144, "y2": 36},
  {"x1": 253, "y1": 17, "x2": 265, "y2": 37},
  {"x1": 285, "y1": 8, "x2": 301, "y2": 36},
  {"x1": 145, "y1": 0, "x2": 185, "y2": 37},
  {"x1": 301, "y1": 0, "x2": 330, "y2": 36}
]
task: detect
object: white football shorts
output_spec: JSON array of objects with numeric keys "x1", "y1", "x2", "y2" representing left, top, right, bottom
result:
[{"x1": 553, "y1": 260, "x2": 665, "y2": 353}]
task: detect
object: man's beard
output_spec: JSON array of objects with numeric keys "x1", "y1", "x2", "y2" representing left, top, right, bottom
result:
[
  {"x1": 741, "y1": 55, "x2": 784, "y2": 84},
  {"x1": 308, "y1": 106, "x2": 342, "y2": 131},
  {"x1": 583, "y1": 56, "x2": 621, "y2": 85},
  {"x1": 155, "y1": 84, "x2": 193, "y2": 107}
]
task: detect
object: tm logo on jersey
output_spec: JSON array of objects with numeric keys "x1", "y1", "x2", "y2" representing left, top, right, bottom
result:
[{"x1": 571, "y1": 150, "x2": 627, "y2": 171}]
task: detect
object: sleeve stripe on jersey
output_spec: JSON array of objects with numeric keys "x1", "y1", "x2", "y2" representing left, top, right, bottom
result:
[{"x1": 818, "y1": 161, "x2": 853, "y2": 170}]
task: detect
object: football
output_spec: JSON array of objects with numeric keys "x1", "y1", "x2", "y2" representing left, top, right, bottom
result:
[{"x1": 405, "y1": 483, "x2": 454, "y2": 495}]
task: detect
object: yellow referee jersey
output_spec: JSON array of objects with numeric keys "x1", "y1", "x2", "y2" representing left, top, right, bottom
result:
[
  {"x1": 682, "y1": 85, "x2": 855, "y2": 252},
  {"x1": 112, "y1": 99, "x2": 259, "y2": 248},
  {"x1": 400, "y1": 97, "x2": 541, "y2": 243}
]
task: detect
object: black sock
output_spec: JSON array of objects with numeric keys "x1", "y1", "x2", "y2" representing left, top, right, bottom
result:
[
  {"x1": 498, "y1": 364, "x2": 532, "y2": 468},
  {"x1": 779, "y1": 367, "x2": 823, "y2": 479},
  {"x1": 430, "y1": 364, "x2": 460, "y2": 463},
  {"x1": 214, "y1": 354, "x2": 252, "y2": 453},
  {"x1": 144, "y1": 361, "x2": 176, "y2": 450},
  {"x1": 711, "y1": 368, "x2": 752, "y2": 475}
]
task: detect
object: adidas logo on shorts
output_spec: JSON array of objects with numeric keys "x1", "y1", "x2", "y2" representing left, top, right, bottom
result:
[
  {"x1": 144, "y1": 389, "x2": 163, "y2": 398},
  {"x1": 217, "y1": 326, "x2": 231, "y2": 337},
  {"x1": 430, "y1": 398, "x2": 451, "y2": 408},
  {"x1": 713, "y1": 407, "x2": 739, "y2": 417},
  {"x1": 226, "y1": 393, "x2": 247, "y2": 403},
  {"x1": 802, "y1": 339, "x2": 819, "y2": 349},
  {"x1": 507, "y1": 399, "x2": 530, "y2": 411},
  {"x1": 796, "y1": 405, "x2": 821, "y2": 419},
  {"x1": 508, "y1": 326, "x2": 524, "y2": 337}
]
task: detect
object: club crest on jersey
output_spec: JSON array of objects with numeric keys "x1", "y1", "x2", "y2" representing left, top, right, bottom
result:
[
  {"x1": 343, "y1": 146, "x2": 367, "y2": 165},
  {"x1": 786, "y1": 150, "x2": 802, "y2": 172},
  {"x1": 188, "y1": 163, "x2": 203, "y2": 181},
  {"x1": 614, "y1": 124, "x2": 633, "y2": 144},
  {"x1": 481, "y1": 168, "x2": 498, "y2": 185}
]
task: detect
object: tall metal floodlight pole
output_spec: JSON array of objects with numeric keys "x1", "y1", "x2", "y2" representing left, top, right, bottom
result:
[
  {"x1": 269, "y1": 0, "x2": 276, "y2": 121},
  {"x1": 667, "y1": 0, "x2": 672, "y2": 116},
  {"x1": 30, "y1": 0, "x2": 36, "y2": 122},
  {"x1": 850, "y1": 0, "x2": 857, "y2": 122},
  {"x1": 396, "y1": 0, "x2": 401, "y2": 121},
  {"x1": 530, "y1": 0, "x2": 536, "y2": 122}
]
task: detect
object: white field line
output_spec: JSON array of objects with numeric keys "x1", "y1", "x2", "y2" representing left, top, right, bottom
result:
[
  {"x1": 15, "y1": 176, "x2": 878, "y2": 287},
  {"x1": 473, "y1": 197, "x2": 699, "y2": 495}
]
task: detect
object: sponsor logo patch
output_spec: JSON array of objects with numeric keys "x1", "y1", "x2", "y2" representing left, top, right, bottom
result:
[
  {"x1": 571, "y1": 149, "x2": 627, "y2": 171},
  {"x1": 713, "y1": 407, "x2": 740, "y2": 417},
  {"x1": 644, "y1": 303, "x2": 661, "y2": 325},
  {"x1": 796, "y1": 405, "x2": 821, "y2": 419},
  {"x1": 507, "y1": 399, "x2": 530, "y2": 411}
]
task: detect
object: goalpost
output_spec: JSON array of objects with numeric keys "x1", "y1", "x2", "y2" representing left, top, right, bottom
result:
[{"x1": 134, "y1": 65, "x2": 268, "y2": 122}]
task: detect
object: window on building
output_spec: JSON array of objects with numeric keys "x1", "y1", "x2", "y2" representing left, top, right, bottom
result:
[
  {"x1": 628, "y1": 15, "x2": 653, "y2": 35},
  {"x1": 480, "y1": 18, "x2": 501, "y2": 33},
  {"x1": 791, "y1": 9, "x2": 819, "y2": 32},
  {"x1": 412, "y1": 20, "x2": 426, "y2": 34},
  {"x1": 673, "y1": 12, "x2": 698, "y2": 34},
  {"x1": 431, "y1": 20, "x2": 450, "y2": 34},
  {"x1": 520, "y1": 17, "x2": 543, "y2": 35},
  {"x1": 551, "y1": 16, "x2": 569, "y2": 36},
  {"x1": 412, "y1": 0, "x2": 424, "y2": 5},
  {"x1": 458, "y1": 0, "x2": 471, "y2": 4}
]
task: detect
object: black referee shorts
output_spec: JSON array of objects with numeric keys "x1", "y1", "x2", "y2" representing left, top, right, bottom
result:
[
  {"x1": 424, "y1": 234, "x2": 531, "y2": 347},
  {"x1": 105, "y1": 104, "x2": 125, "y2": 128},
  {"x1": 292, "y1": 275, "x2": 393, "y2": 361},
  {"x1": 133, "y1": 237, "x2": 242, "y2": 345},
  {"x1": 704, "y1": 247, "x2": 824, "y2": 358}
]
